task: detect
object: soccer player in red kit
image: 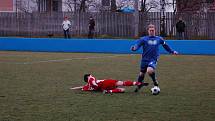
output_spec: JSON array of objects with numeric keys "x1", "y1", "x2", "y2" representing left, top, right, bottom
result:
[{"x1": 82, "y1": 74, "x2": 148, "y2": 94}]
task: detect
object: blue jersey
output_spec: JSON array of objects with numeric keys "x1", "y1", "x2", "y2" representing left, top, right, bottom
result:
[{"x1": 132, "y1": 36, "x2": 174, "y2": 62}]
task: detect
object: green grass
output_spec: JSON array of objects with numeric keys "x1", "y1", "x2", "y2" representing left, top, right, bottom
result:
[{"x1": 0, "y1": 51, "x2": 214, "y2": 121}]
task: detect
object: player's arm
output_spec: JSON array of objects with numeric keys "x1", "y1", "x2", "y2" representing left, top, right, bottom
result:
[
  {"x1": 82, "y1": 84, "x2": 94, "y2": 91},
  {"x1": 131, "y1": 38, "x2": 145, "y2": 51},
  {"x1": 88, "y1": 77, "x2": 98, "y2": 87},
  {"x1": 84, "y1": 78, "x2": 99, "y2": 91},
  {"x1": 69, "y1": 21, "x2": 72, "y2": 26},
  {"x1": 160, "y1": 37, "x2": 178, "y2": 55},
  {"x1": 82, "y1": 85, "x2": 89, "y2": 91}
]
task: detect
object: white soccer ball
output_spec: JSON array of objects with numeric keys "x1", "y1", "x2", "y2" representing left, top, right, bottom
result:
[{"x1": 151, "y1": 86, "x2": 160, "y2": 95}]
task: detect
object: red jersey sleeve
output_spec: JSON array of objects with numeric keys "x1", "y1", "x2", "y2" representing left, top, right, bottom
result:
[
  {"x1": 82, "y1": 84, "x2": 94, "y2": 91},
  {"x1": 88, "y1": 76, "x2": 100, "y2": 90}
]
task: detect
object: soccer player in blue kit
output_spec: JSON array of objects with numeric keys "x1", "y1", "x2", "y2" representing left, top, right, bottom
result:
[{"x1": 131, "y1": 24, "x2": 178, "y2": 92}]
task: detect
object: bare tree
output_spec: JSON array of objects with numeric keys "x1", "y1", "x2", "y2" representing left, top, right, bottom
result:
[
  {"x1": 31, "y1": 0, "x2": 39, "y2": 12},
  {"x1": 145, "y1": 0, "x2": 160, "y2": 12},
  {"x1": 111, "y1": 0, "x2": 117, "y2": 11},
  {"x1": 63, "y1": 0, "x2": 77, "y2": 12},
  {"x1": 63, "y1": 0, "x2": 100, "y2": 12},
  {"x1": 141, "y1": 0, "x2": 147, "y2": 12},
  {"x1": 16, "y1": 0, "x2": 29, "y2": 13},
  {"x1": 176, "y1": 0, "x2": 206, "y2": 12},
  {"x1": 79, "y1": 0, "x2": 87, "y2": 12},
  {"x1": 116, "y1": 0, "x2": 126, "y2": 10},
  {"x1": 172, "y1": 0, "x2": 177, "y2": 13},
  {"x1": 116, "y1": 0, "x2": 159, "y2": 13},
  {"x1": 116, "y1": 0, "x2": 134, "y2": 11},
  {"x1": 16, "y1": 0, "x2": 39, "y2": 13},
  {"x1": 87, "y1": 0, "x2": 102, "y2": 12},
  {"x1": 79, "y1": 0, "x2": 101, "y2": 12}
]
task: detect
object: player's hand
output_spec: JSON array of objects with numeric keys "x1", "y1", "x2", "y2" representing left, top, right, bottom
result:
[
  {"x1": 131, "y1": 46, "x2": 136, "y2": 51},
  {"x1": 172, "y1": 51, "x2": 178, "y2": 55}
]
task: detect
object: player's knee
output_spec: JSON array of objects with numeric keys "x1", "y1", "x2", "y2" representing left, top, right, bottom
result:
[
  {"x1": 119, "y1": 88, "x2": 125, "y2": 92},
  {"x1": 139, "y1": 72, "x2": 145, "y2": 77},
  {"x1": 116, "y1": 81, "x2": 123, "y2": 86},
  {"x1": 147, "y1": 67, "x2": 155, "y2": 74}
]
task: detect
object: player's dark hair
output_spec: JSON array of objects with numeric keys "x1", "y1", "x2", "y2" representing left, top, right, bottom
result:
[{"x1": 84, "y1": 74, "x2": 91, "y2": 82}]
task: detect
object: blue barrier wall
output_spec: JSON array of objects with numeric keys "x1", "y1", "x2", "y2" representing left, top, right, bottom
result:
[{"x1": 0, "y1": 37, "x2": 215, "y2": 55}]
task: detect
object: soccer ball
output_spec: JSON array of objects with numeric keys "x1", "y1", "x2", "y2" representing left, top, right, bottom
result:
[{"x1": 151, "y1": 86, "x2": 160, "y2": 95}]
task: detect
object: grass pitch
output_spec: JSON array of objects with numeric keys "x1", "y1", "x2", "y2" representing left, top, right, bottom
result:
[{"x1": 0, "y1": 51, "x2": 214, "y2": 121}]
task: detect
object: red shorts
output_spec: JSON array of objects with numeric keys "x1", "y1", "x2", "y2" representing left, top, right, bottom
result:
[{"x1": 100, "y1": 79, "x2": 117, "y2": 90}]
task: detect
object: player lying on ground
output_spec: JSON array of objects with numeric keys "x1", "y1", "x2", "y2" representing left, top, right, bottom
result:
[{"x1": 80, "y1": 74, "x2": 149, "y2": 94}]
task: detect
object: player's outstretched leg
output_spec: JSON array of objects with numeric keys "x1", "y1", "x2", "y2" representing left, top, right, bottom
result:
[
  {"x1": 103, "y1": 88, "x2": 125, "y2": 94},
  {"x1": 116, "y1": 81, "x2": 142, "y2": 86},
  {"x1": 116, "y1": 80, "x2": 149, "y2": 87},
  {"x1": 134, "y1": 72, "x2": 145, "y2": 92},
  {"x1": 123, "y1": 81, "x2": 142, "y2": 86}
]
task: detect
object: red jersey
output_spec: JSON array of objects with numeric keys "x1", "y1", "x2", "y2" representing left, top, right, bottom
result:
[{"x1": 82, "y1": 76, "x2": 118, "y2": 91}]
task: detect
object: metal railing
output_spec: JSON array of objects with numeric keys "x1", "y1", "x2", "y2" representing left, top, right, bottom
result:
[{"x1": 0, "y1": 12, "x2": 214, "y2": 39}]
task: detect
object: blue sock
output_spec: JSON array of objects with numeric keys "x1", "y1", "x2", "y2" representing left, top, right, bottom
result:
[
  {"x1": 149, "y1": 72, "x2": 158, "y2": 86},
  {"x1": 138, "y1": 74, "x2": 144, "y2": 82},
  {"x1": 137, "y1": 75, "x2": 145, "y2": 88}
]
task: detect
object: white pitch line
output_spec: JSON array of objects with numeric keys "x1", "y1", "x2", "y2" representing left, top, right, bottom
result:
[
  {"x1": 0, "y1": 54, "x2": 30, "y2": 57},
  {"x1": 0, "y1": 54, "x2": 135, "y2": 65}
]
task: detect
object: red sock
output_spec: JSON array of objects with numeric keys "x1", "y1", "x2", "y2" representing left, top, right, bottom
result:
[
  {"x1": 109, "y1": 88, "x2": 124, "y2": 93},
  {"x1": 123, "y1": 81, "x2": 134, "y2": 86}
]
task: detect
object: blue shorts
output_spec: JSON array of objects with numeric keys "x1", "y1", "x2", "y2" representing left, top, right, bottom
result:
[{"x1": 140, "y1": 61, "x2": 157, "y2": 72}]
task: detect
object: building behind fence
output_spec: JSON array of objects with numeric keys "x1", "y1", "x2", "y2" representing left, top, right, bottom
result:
[{"x1": 0, "y1": 12, "x2": 215, "y2": 39}]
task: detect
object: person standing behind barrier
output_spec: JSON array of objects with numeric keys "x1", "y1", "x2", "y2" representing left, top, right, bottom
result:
[
  {"x1": 176, "y1": 17, "x2": 186, "y2": 40},
  {"x1": 62, "y1": 16, "x2": 71, "y2": 39},
  {"x1": 88, "y1": 16, "x2": 95, "y2": 39}
]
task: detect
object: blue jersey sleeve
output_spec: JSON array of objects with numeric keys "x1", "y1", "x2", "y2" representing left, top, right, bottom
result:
[
  {"x1": 159, "y1": 37, "x2": 174, "y2": 53},
  {"x1": 132, "y1": 37, "x2": 145, "y2": 51},
  {"x1": 159, "y1": 37, "x2": 165, "y2": 45}
]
